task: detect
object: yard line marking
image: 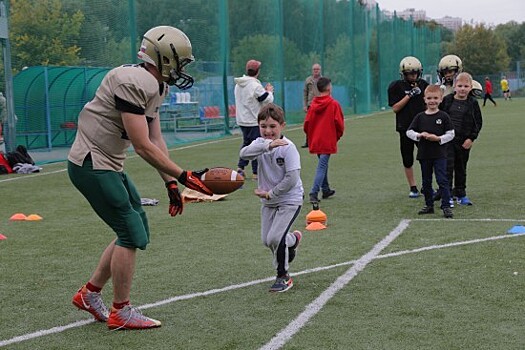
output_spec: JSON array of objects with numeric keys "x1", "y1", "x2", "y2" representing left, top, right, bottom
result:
[
  {"x1": 414, "y1": 218, "x2": 525, "y2": 222},
  {"x1": 0, "y1": 115, "x2": 352, "y2": 184},
  {"x1": 259, "y1": 219, "x2": 410, "y2": 350},
  {"x1": 2, "y1": 228, "x2": 524, "y2": 348},
  {"x1": 0, "y1": 320, "x2": 94, "y2": 347},
  {"x1": 0, "y1": 168, "x2": 67, "y2": 183},
  {"x1": 0, "y1": 138, "x2": 237, "y2": 183}
]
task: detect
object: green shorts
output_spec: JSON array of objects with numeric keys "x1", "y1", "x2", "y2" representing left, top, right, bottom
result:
[{"x1": 68, "y1": 158, "x2": 150, "y2": 250}]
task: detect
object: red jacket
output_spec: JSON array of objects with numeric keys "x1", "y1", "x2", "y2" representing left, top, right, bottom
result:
[
  {"x1": 485, "y1": 80, "x2": 493, "y2": 94},
  {"x1": 303, "y1": 95, "x2": 345, "y2": 154}
]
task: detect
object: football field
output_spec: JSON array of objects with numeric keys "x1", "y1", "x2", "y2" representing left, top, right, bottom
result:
[{"x1": 0, "y1": 98, "x2": 524, "y2": 349}]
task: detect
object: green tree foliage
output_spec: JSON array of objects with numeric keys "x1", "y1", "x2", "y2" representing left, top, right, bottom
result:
[
  {"x1": 10, "y1": 0, "x2": 84, "y2": 70},
  {"x1": 231, "y1": 34, "x2": 306, "y2": 81},
  {"x1": 495, "y1": 21, "x2": 525, "y2": 69},
  {"x1": 449, "y1": 24, "x2": 510, "y2": 75}
]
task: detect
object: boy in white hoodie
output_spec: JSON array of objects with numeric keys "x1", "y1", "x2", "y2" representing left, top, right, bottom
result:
[{"x1": 234, "y1": 59, "x2": 274, "y2": 179}]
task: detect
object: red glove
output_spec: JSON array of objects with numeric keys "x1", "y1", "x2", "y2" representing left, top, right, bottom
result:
[
  {"x1": 166, "y1": 180, "x2": 183, "y2": 216},
  {"x1": 178, "y1": 169, "x2": 213, "y2": 196}
]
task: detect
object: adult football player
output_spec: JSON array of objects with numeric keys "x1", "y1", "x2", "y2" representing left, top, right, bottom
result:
[{"x1": 68, "y1": 26, "x2": 212, "y2": 330}]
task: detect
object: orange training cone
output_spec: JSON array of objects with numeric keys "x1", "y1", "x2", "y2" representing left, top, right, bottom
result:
[
  {"x1": 306, "y1": 222, "x2": 327, "y2": 231},
  {"x1": 0, "y1": 234, "x2": 7, "y2": 240},
  {"x1": 306, "y1": 203, "x2": 327, "y2": 226},
  {"x1": 10, "y1": 213, "x2": 27, "y2": 221},
  {"x1": 25, "y1": 214, "x2": 43, "y2": 221}
]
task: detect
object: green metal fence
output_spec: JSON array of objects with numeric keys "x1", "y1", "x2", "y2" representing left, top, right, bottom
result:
[{"x1": 3, "y1": 0, "x2": 442, "y2": 151}]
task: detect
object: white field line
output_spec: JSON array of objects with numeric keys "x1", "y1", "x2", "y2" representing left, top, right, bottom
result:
[
  {"x1": 259, "y1": 219, "x2": 410, "y2": 350},
  {"x1": 0, "y1": 115, "x2": 357, "y2": 184},
  {"x1": 1, "y1": 228, "x2": 524, "y2": 347}
]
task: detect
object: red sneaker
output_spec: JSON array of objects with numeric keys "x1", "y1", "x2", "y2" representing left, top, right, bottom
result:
[
  {"x1": 72, "y1": 285, "x2": 109, "y2": 322},
  {"x1": 107, "y1": 305, "x2": 161, "y2": 330}
]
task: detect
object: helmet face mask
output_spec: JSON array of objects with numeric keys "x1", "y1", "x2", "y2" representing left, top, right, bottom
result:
[
  {"x1": 138, "y1": 26, "x2": 195, "y2": 89},
  {"x1": 399, "y1": 56, "x2": 422, "y2": 84},
  {"x1": 438, "y1": 54, "x2": 463, "y2": 84},
  {"x1": 471, "y1": 80, "x2": 483, "y2": 98}
]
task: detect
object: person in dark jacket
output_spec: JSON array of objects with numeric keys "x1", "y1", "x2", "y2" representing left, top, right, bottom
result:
[{"x1": 438, "y1": 72, "x2": 483, "y2": 206}]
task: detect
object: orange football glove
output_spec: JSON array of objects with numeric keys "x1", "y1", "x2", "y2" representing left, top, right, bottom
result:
[
  {"x1": 165, "y1": 180, "x2": 183, "y2": 216},
  {"x1": 178, "y1": 169, "x2": 213, "y2": 196}
]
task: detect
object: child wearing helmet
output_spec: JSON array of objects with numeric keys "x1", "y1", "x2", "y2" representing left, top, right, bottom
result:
[
  {"x1": 437, "y1": 54, "x2": 463, "y2": 96},
  {"x1": 387, "y1": 56, "x2": 429, "y2": 198}
]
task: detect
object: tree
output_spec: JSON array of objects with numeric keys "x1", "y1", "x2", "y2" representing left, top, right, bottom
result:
[
  {"x1": 231, "y1": 34, "x2": 306, "y2": 81},
  {"x1": 9, "y1": 0, "x2": 84, "y2": 71},
  {"x1": 448, "y1": 24, "x2": 510, "y2": 75},
  {"x1": 495, "y1": 21, "x2": 525, "y2": 69}
]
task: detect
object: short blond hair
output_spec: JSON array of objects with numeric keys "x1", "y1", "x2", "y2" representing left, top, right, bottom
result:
[
  {"x1": 425, "y1": 84, "x2": 443, "y2": 96},
  {"x1": 455, "y1": 72, "x2": 473, "y2": 85}
]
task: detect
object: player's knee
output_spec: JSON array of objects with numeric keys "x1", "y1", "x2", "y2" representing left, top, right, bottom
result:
[{"x1": 116, "y1": 235, "x2": 149, "y2": 250}]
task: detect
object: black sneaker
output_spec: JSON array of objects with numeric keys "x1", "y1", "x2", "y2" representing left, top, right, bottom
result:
[
  {"x1": 443, "y1": 207, "x2": 454, "y2": 218},
  {"x1": 309, "y1": 194, "x2": 319, "y2": 203},
  {"x1": 418, "y1": 206, "x2": 434, "y2": 215},
  {"x1": 269, "y1": 275, "x2": 293, "y2": 293},
  {"x1": 322, "y1": 190, "x2": 335, "y2": 199},
  {"x1": 288, "y1": 230, "x2": 302, "y2": 263},
  {"x1": 301, "y1": 143, "x2": 308, "y2": 148}
]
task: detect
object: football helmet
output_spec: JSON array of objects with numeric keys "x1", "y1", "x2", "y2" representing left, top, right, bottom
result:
[
  {"x1": 438, "y1": 54, "x2": 463, "y2": 83},
  {"x1": 471, "y1": 79, "x2": 483, "y2": 98},
  {"x1": 399, "y1": 56, "x2": 423, "y2": 82},
  {"x1": 138, "y1": 26, "x2": 194, "y2": 89}
]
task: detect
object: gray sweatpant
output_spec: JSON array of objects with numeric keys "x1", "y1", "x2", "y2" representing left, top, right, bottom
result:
[{"x1": 260, "y1": 204, "x2": 302, "y2": 276}]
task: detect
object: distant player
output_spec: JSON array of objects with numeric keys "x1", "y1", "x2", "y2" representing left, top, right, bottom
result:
[
  {"x1": 500, "y1": 75, "x2": 511, "y2": 100},
  {"x1": 387, "y1": 56, "x2": 429, "y2": 198}
]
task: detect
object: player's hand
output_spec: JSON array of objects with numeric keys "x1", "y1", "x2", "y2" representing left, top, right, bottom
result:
[
  {"x1": 254, "y1": 188, "x2": 270, "y2": 199},
  {"x1": 178, "y1": 169, "x2": 214, "y2": 196},
  {"x1": 269, "y1": 139, "x2": 288, "y2": 150},
  {"x1": 165, "y1": 180, "x2": 183, "y2": 216},
  {"x1": 407, "y1": 87, "x2": 421, "y2": 97}
]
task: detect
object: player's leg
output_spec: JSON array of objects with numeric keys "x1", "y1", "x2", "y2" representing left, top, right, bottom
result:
[
  {"x1": 237, "y1": 126, "x2": 251, "y2": 174},
  {"x1": 320, "y1": 155, "x2": 335, "y2": 198},
  {"x1": 266, "y1": 205, "x2": 301, "y2": 292},
  {"x1": 310, "y1": 154, "x2": 329, "y2": 203},
  {"x1": 399, "y1": 133, "x2": 419, "y2": 197}
]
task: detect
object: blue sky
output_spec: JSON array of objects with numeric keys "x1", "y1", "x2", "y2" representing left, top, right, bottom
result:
[{"x1": 376, "y1": 0, "x2": 524, "y2": 26}]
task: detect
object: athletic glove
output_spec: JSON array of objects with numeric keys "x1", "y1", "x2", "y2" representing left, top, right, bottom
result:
[
  {"x1": 166, "y1": 180, "x2": 183, "y2": 217},
  {"x1": 407, "y1": 87, "x2": 421, "y2": 97},
  {"x1": 178, "y1": 169, "x2": 213, "y2": 196}
]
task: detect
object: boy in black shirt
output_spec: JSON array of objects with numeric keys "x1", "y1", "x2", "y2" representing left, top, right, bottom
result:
[{"x1": 407, "y1": 85, "x2": 455, "y2": 218}]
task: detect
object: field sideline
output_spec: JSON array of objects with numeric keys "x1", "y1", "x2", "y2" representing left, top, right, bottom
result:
[{"x1": 1, "y1": 98, "x2": 524, "y2": 349}]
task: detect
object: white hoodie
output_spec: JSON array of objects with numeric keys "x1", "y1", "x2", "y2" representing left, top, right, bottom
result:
[{"x1": 234, "y1": 75, "x2": 274, "y2": 127}]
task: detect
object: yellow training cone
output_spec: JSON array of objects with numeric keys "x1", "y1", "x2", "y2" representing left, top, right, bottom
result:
[
  {"x1": 10, "y1": 213, "x2": 27, "y2": 221},
  {"x1": 25, "y1": 214, "x2": 43, "y2": 221}
]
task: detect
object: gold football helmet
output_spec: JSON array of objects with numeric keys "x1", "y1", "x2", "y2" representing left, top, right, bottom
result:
[{"x1": 138, "y1": 26, "x2": 194, "y2": 89}]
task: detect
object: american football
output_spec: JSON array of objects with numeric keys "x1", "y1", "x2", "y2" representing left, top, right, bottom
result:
[{"x1": 201, "y1": 167, "x2": 245, "y2": 194}]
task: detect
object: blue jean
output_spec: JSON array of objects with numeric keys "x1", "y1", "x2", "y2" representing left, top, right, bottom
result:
[
  {"x1": 238, "y1": 126, "x2": 260, "y2": 174},
  {"x1": 419, "y1": 158, "x2": 450, "y2": 208},
  {"x1": 310, "y1": 154, "x2": 331, "y2": 195}
]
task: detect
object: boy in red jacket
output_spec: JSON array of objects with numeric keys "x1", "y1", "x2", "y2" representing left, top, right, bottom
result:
[{"x1": 303, "y1": 77, "x2": 345, "y2": 203}]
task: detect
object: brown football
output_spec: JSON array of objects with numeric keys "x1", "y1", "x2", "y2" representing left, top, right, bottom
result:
[{"x1": 201, "y1": 167, "x2": 245, "y2": 194}]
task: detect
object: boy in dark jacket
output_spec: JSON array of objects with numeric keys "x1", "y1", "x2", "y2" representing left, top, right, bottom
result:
[{"x1": 438, "y1": 72, "x2": 483, "y2": 206}]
